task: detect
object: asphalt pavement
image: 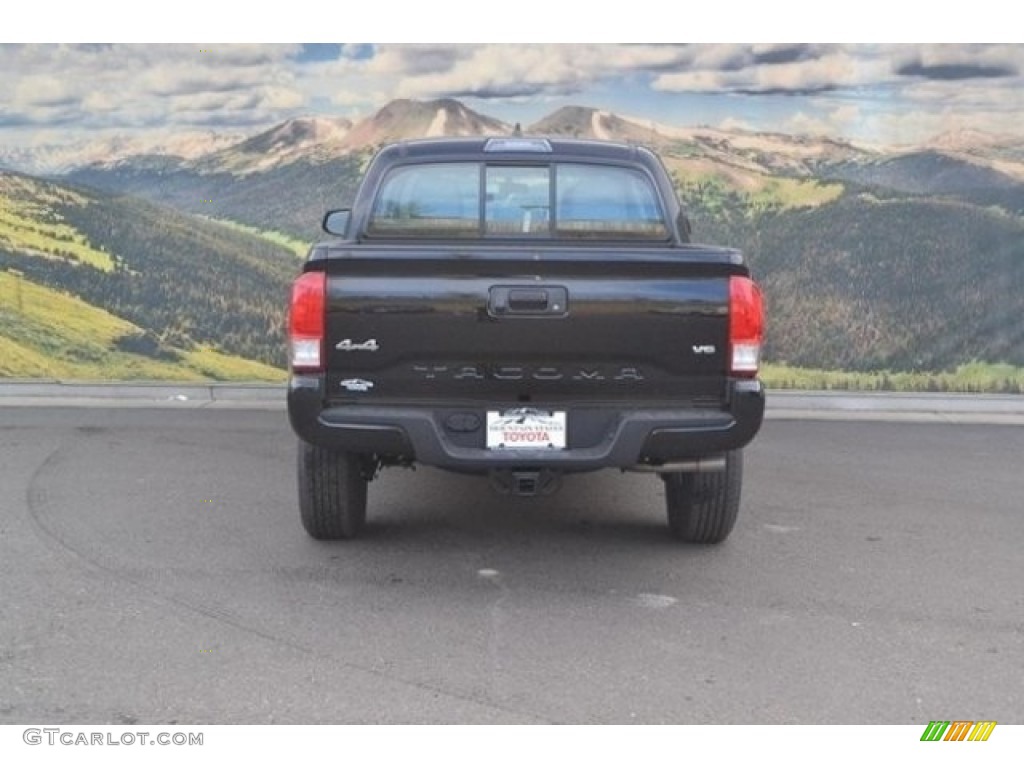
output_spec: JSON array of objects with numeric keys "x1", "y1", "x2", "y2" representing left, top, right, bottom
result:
[{"x1": 1, "y1": 399, "x2": 1021, "y2": 724}]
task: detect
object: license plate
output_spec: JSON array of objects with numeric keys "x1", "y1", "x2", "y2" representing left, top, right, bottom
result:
[{"x1": 486, "y1": 408, "x2": 567, "y2": 450}]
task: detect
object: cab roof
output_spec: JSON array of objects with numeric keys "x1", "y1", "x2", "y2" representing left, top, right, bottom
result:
[{"x1": 376, "y1": 136, "x2": 657, "y2": 165}]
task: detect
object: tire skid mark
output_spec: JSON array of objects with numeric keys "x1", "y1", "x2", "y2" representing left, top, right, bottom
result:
[{"x1": 24, "y1": 437, "x2": 548, "y2": 723}]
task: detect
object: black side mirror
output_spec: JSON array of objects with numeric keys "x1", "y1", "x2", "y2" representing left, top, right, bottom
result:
[{"x1": 323, "y1": 209, "x2": 351, "y2": 237}]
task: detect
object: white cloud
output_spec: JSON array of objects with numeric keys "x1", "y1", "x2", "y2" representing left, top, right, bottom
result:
[
  {"x1": 14, "y1": 74, "x2": 76, "y2": 107},
  {"x1": 2, "y1": 42, "x2": 1024, "y2": 149},
  {"x1": 0, "y1": 44, "x2": 307, "y2": 134},
  {"x1": 893, "y1": 43, "x2": 1021, "y2": 72},
  {"x1": 718, "y1": 116, "x2": 755, "y2": 132},
  {"x1": 900, "y1": 79, "x2": 1024, "y2": 109},
  {"x1": 359, "y1": 44, "x2": 693, "y2": 100},
  {"x1": 82, "y1": 90, "x2": 119, "y2": 113},
  {"x1": 863, "y1": 107, "x2": 1024, "y2": 146},
  {"x1": 654, "y1": 47, "x2": 895, "y2": 94},
  {"x1": 262, "y1": 85, "x2": 306, "y2": 111},
  {"x1": 783, "y1": 112, "x2": 835, "y2": 137}
]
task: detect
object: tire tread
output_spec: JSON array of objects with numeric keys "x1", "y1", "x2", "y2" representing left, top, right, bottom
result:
[
  {"x1": 664, "y1": 450, "x2": 742, "y2": 544},
  {"x1": 297, "y1": 441, "x2": 368, "y2": 540}
]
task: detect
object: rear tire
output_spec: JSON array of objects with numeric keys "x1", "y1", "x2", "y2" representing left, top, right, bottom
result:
[
  {"x1": 662, "y1": 451, "x2": 742, "y2": 544},
  {"x1": 297, "y1": 441, "x2": 368, "y2": 540}
]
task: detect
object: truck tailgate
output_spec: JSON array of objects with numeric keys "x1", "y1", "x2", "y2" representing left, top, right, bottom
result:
[{"x1": 322, "y1": 246, "x2": 744, "y2": 406}]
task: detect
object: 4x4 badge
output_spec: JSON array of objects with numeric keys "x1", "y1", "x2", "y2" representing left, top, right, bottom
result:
[{"x1": 336, "y1": 338, "x2": 380, "y2": 352}]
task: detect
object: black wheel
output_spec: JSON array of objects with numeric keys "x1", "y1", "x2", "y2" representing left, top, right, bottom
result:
[
  {"x1": 297, "y1": 441, "x2": 368, "y2": 540},
  {"x1": 662, "y1": 451, "x2": 743, "y2": 544}
]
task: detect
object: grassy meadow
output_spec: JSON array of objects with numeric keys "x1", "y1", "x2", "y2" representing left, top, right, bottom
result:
[{"x1": 0, "y1": 270, "x2": 284, "y2": 381}]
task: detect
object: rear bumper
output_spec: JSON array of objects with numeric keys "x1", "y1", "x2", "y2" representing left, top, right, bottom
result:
[{"x1": 288, "y1": 375, "x2": 764, "y2": 473}]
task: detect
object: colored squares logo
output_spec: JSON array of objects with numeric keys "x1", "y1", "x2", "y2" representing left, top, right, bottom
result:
[{"x1": 920, "y1": 721, "x2": 997, "y2": 742}]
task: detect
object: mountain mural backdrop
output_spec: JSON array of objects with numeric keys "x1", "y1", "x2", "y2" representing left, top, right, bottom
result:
[{"x1": 2, "y1": 97, "x2": 1023, "y2": 387}]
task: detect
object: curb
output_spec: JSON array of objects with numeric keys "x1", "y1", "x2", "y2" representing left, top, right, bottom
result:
[
  {"x1": 0, "y1": 381, "x2": 284, "y2": 409},
  {"x1": 1, "y1": 382, "x2": 1023, "y2": 423}
]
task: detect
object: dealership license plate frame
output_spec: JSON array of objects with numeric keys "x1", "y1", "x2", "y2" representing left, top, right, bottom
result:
[{"x1": 486, "y1": 409, "x2": 567, "y2": 450}]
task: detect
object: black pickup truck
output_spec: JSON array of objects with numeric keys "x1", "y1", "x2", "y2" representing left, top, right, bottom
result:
[{"x1": 287, "y1": 136, "x2": 765, "y2": 543}]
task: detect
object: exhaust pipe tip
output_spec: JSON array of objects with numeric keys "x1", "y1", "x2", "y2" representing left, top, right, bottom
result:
[{"x1": 626, "y1": 456, "x2": 727, "y2": 474}]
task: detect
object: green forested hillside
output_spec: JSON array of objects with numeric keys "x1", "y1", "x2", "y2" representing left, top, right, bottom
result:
[
  {"x1": 67, "y1": 155, "x2": 366, "y2": 240},
  {"x1": 821, "y1": 152, "x2": 1024, "y2": 213},
  {"x1": 0, "y1": 171, "x2": 295, "y2": 375},
  {"x1": 0, "y1": 271, "x2": 282, "y2": 380},
  {"x1": 682, "y1": 186, "x2": 1024, "y2": 372}
]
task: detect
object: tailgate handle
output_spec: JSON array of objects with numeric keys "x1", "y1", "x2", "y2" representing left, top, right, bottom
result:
[
  {"x1": 489, "y1": 286, "x2": 568, "y2": 317},
  {"x1": 509, "y1": 289, "x2": 549, "y2": 310}
]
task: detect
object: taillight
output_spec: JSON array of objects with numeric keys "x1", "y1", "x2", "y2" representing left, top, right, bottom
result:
[
  {"x1": 289, "y1": 271, "x2": 326, "y2": 372},
  {"x1": 729, "y1": 276, "x2": 764, "y2": 377}
]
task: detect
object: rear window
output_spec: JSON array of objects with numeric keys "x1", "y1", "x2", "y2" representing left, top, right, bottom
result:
[
  {"x1": 367, "y1": 163, "x2": 480, "y2": 238},
  {"x1": 367, "y1": 162, "x2": 667, "y2": 240}
]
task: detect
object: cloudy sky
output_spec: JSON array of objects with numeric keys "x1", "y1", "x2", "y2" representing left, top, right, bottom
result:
[{"x1": 3, "y1": 42, "x2": 1023, "y2": 149}]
